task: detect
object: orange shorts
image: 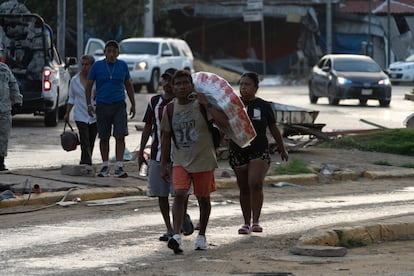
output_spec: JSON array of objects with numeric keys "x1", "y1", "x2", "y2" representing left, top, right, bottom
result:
[{"x1": 173, "y1": 166, "x2": 216, "y2": 197}]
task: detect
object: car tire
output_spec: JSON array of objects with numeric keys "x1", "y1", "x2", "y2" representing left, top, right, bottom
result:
[
  {"x1": 327, "y1": 85, "x2": 339, "y2": 105},
  {"x1": 147, "y1": 69, "x2": 160, "y2": 94},
  {"x1": 58, "y1": 96, "x2": 67, "y2": 119},
  {"x1": 133, "y1": 84, "x2": 142, "y2": 93},
  {"x1": 308, "y1": 83, "x2": 318, "y2": 104},
  {"x1": 379, "y1": 99, "x2": 390, "y2": 107},
  {"x1": 44, "y1": 102, "x2": 59, "y2": 127},
  {"x1": 359, "y1": 99, "x2": 368, "y2": 106}
]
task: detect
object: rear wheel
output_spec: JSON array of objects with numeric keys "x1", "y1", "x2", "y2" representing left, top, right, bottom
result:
[
  {"x1": 379, "y1": 99, "x2": 390, "y2": 107},
  {"x1": 58, "y1": 103, "x2": 67, "y2": 119},
  {"x1": 309, "y1": 90, "x2": 318, "y2": 103},
  {"x1": 359, "y1": 99, "x2": 368, "y2": 106},
  {"x1": 133, "y1": 84, "x2": 142, "y2": 93},
  {"x1": 44, "y1": 103, "x2": 59, "y2": 127},
  {"x1": 327, "y1": 85, "x2": 339, "y2": 105},
  {"x1": 309, "y1": 85, "x2": 318, "y2": 104},
  {"x1": 147, "y1": 69, "x2": 160, "y2": 94}
]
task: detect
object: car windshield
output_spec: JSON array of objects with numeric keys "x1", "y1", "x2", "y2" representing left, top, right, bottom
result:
[
  {"x1": 333, "y1": 58, "x2": 381, "y2": 72},
  {"x1": 119, "y1": 42, "x2": 159, "y2": 55}
]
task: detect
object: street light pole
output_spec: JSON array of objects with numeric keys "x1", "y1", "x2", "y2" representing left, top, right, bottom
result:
[
  {"x1": 77, "y1": 0, "x2": 83, "y2": 60},
  {"x1": 261, "y1": 13, "x2": 266, "y2": 75},
  {"x1": 57, "y1": 0, "x2": 66, "y2": 58},
  {"x1": 387, "y1": 0, "x2": 391, "y2": 67}
]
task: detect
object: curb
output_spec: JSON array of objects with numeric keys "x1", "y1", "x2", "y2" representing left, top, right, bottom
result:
[
  {"x1": 404, "y1": 93, "x2": 414, "y2": 101},
  {"x1": 215, "y1": 168, "x2": 414, "y2": 189},
  {"x1": 293, "y1": 215, "x2": 414, "y2": 257},
  {"x1": 2, "y1": 169, "x2": 414, "y2": 208},
  {"x1": 0, "y1": 187, "x2": 144, "y2": 208},
  {"x1": 364, "y1": 169, "x2": 414, "y2": 179},
  {"x1": 215, "y1": 173, "x2": 318, "y2": 189}
]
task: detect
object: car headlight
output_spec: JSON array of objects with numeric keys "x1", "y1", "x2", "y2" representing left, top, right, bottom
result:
[
  {"x1": 337, "y1": 76, "x2": 352, "y2": 85},
  {"x1": 135, "y1": 61, "x2": 147, "y2": 71},
  {"x1": 378, "y1": 78, "x2": 391, "y2": 85}
]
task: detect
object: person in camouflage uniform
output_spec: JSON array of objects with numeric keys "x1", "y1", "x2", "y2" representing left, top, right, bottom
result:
[{"x1": 0, "y1": 46, "x2": 22, "y2": 171}]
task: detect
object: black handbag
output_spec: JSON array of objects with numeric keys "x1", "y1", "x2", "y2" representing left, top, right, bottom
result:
[{"x1": 60, "y1": 122, "x2": 80, "y2": 151}]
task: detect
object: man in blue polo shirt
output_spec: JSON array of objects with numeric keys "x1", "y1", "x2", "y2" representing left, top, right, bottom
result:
[{"x1": 85, "y1": 40, "x2": 136, "y2": 178}]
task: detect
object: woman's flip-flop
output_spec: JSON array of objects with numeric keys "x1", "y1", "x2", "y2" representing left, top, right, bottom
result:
[
  {"x1": 251, "y1": 223, "x2": 263, "y2": 233},
  {"x1": 238, "y1": 224, "x2": 251, "y2": 235}
]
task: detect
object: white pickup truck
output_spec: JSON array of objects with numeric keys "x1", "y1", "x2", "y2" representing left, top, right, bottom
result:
[
  {"x1": 0, "y1": 13, "x2": 76, "y2": 126},
  {"x1": 84, "y1": 37, "x2": 194, "y2": 93}
]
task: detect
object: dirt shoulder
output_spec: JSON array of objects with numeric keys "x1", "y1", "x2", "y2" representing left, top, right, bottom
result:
[
  {"x1": 212, "y1": 146, "x2": 414, "y2": 183},
  {"x1": 274, "y1": 147, "x2": 414, "y2": 173}
]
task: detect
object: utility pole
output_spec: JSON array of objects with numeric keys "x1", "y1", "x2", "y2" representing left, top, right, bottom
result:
[
  {"x1": 57, "y1": 0, "x2": 66, "y2": 58},
  {"x1": 144, "y1": 0, "x2": 154, "y2": 37},
  {"x1": 368, "y1": 0, "x2": 372, "y2": 57},
  {"x1": 387, "y1": 0, "x2": 391, "y2": 67},
  {"x1": 243, "y1": 0, "x2": 265, "y2": 75}
]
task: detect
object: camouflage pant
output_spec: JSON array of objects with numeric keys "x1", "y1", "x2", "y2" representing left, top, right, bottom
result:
[{"x1": 0, "y1": 112, "x2": 11, "y2": 156}]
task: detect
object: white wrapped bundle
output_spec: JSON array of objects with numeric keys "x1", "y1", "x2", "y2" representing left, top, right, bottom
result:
[{"x1": 192, "y1": 71, "x2": 256, "y2": 148}]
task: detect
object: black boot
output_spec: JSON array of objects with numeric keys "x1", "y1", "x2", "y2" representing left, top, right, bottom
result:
[{"x1": 0, "y1": 156, "x2": 7, "y2": 171}]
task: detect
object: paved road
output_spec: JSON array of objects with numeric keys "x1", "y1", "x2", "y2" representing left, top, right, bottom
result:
[{"x1": 7, "y1": 84, "x2": 414, "y2": 170}]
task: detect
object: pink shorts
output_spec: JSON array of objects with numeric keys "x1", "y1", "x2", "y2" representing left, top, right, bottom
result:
[{"x1": 173, "y1": 166, "x2": 216, "y2": 197}]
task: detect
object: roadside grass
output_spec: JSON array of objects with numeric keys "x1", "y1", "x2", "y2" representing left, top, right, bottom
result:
[
  {"x1": 372, "y1": 160, "x2": 392, "y2": 166},
  {"x1": 335, "y1": 230, "x2": 367, "y2": 248},
  {"x1": 319, "y1": 128, "x2": 414, "y2": 156},
  {"x1": 273, "y1": 157, "x2": 313, "y2": 175},
  {"x1": 400, "y1": 162, "x2": 414, "y2": 168},
  {"x1": 272, "y1": 128, "x2": 414, "y2": 174}
]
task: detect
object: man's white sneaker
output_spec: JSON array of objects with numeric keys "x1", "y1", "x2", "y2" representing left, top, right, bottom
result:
[
  {"x1": 168, "y1": 234, "x2": 183, "y2": 254},
  {"x1": 194, "y1": 235, "x2": 207, "y2": 250}
]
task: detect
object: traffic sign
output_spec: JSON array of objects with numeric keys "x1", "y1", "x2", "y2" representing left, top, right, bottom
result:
[
  {"x1": 246, "y1": 0, "x2": 263, "y2": 10},
  {"x1": 243, "y1": 10, "x2": 263, "y2": 22}
]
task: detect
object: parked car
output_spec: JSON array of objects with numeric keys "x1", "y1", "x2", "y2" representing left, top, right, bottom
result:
[
  {"x1": 0, "y1": 13, "x2": 76, "y2": 126},
  {"x1": 308, "y1": 54, "x2": 391, "y2": 107},
  {"x1": 387, "y1": 54, "x2": 414, "y2": 84},
  {"x1": 84, "y1": 37, "x2": 194, "y2": 93}
]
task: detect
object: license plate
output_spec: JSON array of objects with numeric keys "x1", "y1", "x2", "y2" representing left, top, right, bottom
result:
[
  {"x1": 361, "y1": 89, "x2": 372, "y2": 95},
  {"x1": 391, "y1": 74, "x2": 397, "y2": 78}
]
